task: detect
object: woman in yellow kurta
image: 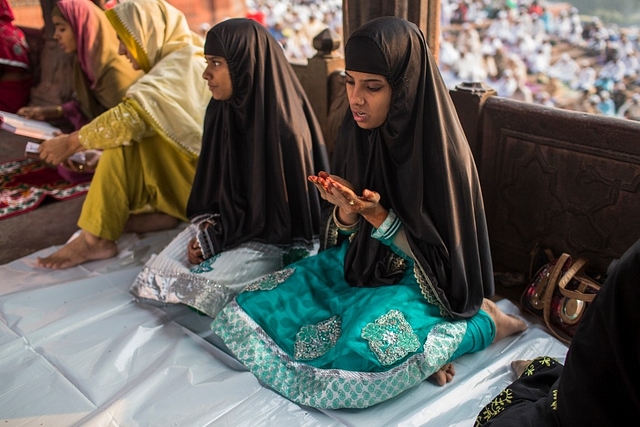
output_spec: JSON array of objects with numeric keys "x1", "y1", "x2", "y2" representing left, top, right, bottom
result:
[
  {"x1": 35, "y1": 0, "x2": 211, "y2": 269},
  {"x1": 18, "y1": 0, "x2": 142, "y2": 183}
]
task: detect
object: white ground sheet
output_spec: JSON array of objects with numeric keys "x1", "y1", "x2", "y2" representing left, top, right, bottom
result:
[{"x1": 0, "y1": 227, "x2": 569, "y2": 426}]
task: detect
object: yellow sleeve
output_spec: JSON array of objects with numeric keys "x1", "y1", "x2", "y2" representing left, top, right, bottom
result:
[{"x1": 77, "y1": 99, "x2": 155, "y2": 150}]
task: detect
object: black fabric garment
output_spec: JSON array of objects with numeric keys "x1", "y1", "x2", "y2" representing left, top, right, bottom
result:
[
  {"x1": 187, "y1": 18, "x2": 329, "y2": 253},
  {"x1": 328, "y1": 16, "x2": 493, "y2": 319},
  {"x1": 557, "y1": 237, "x2": 640, "y2": 426},
  {"x1": 476, "y1": 357, "x2": 563, "y2": 426},
  {"x1": 475, "y1": 237, "x2": 640, "y2": 426}
]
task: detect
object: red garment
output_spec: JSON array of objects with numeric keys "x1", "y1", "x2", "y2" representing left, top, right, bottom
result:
[
  {"x1": 0, "y1": 0, "x2": 30, "y2": 70},
  {"x1": 529, "y1": 4, "x2": 543, "y2": 16},
  {"x1": 246, "y1": 10, "x2": 266, "y2": 26},
  {"x1": 1, "y1": 0, "x2": 31, "y2": 112},
  {"x1": 0, "y1": 77, "x2": 32, "y2": 112}
]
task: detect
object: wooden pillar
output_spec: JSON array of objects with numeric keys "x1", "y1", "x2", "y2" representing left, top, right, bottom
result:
[
  {"x1": 449, "y1": 82, "x2": 496, "y2": 166},
  {"x1": 291, "y1": 29, "x2": 346, "y2": 157},
  {"x1": 342, "y1": 0, "x2": 440, "y2": 62}
]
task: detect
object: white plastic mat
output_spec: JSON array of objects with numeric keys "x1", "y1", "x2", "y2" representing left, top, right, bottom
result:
[{"x1": 0, "y1": 228, "x2": 568, "y2": 426}]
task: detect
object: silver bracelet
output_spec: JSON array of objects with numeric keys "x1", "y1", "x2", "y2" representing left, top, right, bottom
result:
[{"x1": 332, "y1": 205, "x2": 359, "y2": 233}]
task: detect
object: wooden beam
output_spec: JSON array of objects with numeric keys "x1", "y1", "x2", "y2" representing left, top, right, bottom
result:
[{"x1": 342, "y1": 0, "x2": 440, "y2": 62}]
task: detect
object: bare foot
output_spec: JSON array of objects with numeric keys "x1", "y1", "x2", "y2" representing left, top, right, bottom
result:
[
  {"x1": 124, "y1": 212, "x2": 179, "y2": 234},
  {"x1": 511, "y1": 359, "x2": 532, "y2": 377},
  {"x1": 36, "y1": 230, "x2": 118, "y2": 269},
  {"x1": 482, "y1": 299, "x2": 528, "y2": 343},
  {"x1": 429, "y1": 363, "x2": 456, "y2": 386}
]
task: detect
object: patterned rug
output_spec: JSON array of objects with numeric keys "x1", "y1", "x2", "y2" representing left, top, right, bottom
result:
[{"x1": 0, "y1": 158, "x2": 90, "y2": 220}]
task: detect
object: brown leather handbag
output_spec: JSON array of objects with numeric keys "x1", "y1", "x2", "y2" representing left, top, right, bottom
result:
[{"x1": 520, "y1": 251, "x2": 601, "y2": 343}]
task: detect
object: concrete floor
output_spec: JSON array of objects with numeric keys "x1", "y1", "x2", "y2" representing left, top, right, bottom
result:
[{"x1": 0, "y1": 130, "x2": 84, "y2": 265}]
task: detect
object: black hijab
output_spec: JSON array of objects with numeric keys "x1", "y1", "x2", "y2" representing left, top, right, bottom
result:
[
  {"x1": 330, "y1": 17, "x2": 493, "y2": 319},
  {"x1": 187, "y1": 18, "x2": 329, "y2": 252}
]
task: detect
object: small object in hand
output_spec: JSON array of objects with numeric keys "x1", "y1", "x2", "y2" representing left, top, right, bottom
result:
[
  {"x1": 24, "y1": 141, "x2": 41, "y2": 160},
  {"x1": 68, "y1": 151, "x2": 86, "y2": 165},
  {"x1": 349, "y1": 200, "x2": 355, "y2": 205}
]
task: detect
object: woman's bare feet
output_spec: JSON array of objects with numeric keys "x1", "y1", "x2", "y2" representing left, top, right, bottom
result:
[
  {"x1": 123, "y1": 212, "x2": 179, "y2": 234},
  {"x1": 430, "y1": 363, "x2": 456, "y2": 386},
  {"x1": 482, "y1": 298, "x2": 528, "y2": 343},
  {"x1": 511, "y1": 359, "x2": 532, "y2": 377},
  {"x1": 36, "y1": 230, "x2": 118, "y2": 269}
]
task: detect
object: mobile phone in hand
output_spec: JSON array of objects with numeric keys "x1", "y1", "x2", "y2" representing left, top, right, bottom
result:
[
  {"x1": 68, "y1": 152, "x2": 86, "y2": 165},
  {"x1": 24, "y1": 141, "x2": 41, "y2": 161}
]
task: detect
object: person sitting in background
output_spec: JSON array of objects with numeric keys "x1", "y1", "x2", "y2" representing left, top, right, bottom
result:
[
  {"x1": 17, "y1": 0, "x2": 141, "y2": 181},
  {"x1": 617, "y1": 93, "x2": 640, "y2": 121},
  {"x1": 130, "y1": 18, "x2": 329, "y2": 318},
  {"x1": 596, "y1": 90, "x2": 616, "y2": 116},
  {"x1": 597, "y1": 48, "x2": 626, "y2": 91},
  {"x1": 18, "y1": 0, "x2": 140, "y2": 130},
  {"x1": 211, "y1": 16, "x2": 527, "y2": 410},
  {"x1": 547, "y1": 53, "x2": 580, "y2": 86},
  {"x1": 34, "y1": 0, "x2": 210, "y2": 269},
  {"x1": 572, "y1": 59, "x2": 596, "y2": 92},
  {"x1": 0, "y1": 0, "x2": 32, "y2": 113},
  {"x1": 475, "y1": 237, "x2": 640, "y2": 425}
]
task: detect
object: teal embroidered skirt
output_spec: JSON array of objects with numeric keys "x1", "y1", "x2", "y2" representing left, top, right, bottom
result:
[{"x1": 212, "y1": 240, "x2": 495, "y2": 409}]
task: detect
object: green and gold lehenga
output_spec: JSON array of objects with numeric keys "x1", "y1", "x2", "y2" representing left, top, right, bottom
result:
[{"x1": 212, "y1": 214, "x2": 495, "y2": 409}]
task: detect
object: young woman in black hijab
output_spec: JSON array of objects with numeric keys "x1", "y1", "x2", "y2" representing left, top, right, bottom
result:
[
  {"x1": 476, "y1": 237, "x2": 640, "y2": 425},
  {"x1": 211, "y1": 17, "x2": 526, "y2": 409},
  {"x1": 131, "y1": 18, "x2": 329, "y2": 318}
]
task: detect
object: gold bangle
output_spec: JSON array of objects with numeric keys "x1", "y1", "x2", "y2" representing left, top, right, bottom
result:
[{"x1": 332, "y1": 206, "x2": 359, "y2": 232}]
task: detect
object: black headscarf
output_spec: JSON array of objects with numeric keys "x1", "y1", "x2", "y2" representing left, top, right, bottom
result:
[
  {"x1": 187, "y1": 18, "x2": 329, "y2": 252},
  {"x1": 330, "y1": 17, "x2": 493, "y2": 319}
]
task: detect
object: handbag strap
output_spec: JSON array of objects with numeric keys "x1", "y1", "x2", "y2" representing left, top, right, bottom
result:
[
  {"x1": 528, "y1": 244, "x2": 556, "y2": 281},
  {"x1": 557, "y1": 257, "x2": 601, "y2": 302},
  {"x1": 542, "y1": 253, "x2": 572, "y2": 344}
]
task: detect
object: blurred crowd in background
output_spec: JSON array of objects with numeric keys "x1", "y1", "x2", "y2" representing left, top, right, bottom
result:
[
  {"x1": 244, "y1": 0, "x2": 640, "y2": 120},
  {"x1": 241, "y1": 0, "x2": 343, "y2": 61},
  {"x1": 439, "y1": 0, "x2": 640, "y2": 119},
  {"x1": 6, "y1": 0, "x2": 639, "y2": 119}
]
